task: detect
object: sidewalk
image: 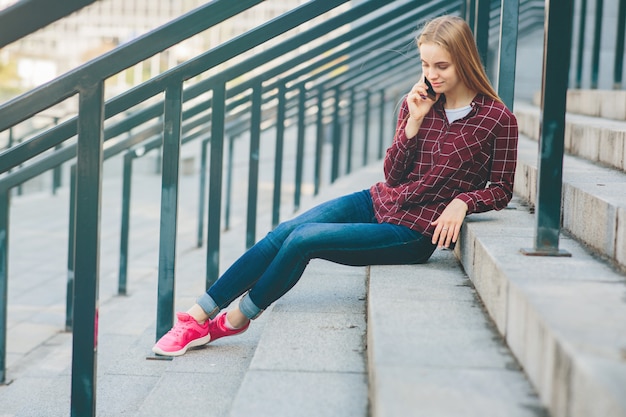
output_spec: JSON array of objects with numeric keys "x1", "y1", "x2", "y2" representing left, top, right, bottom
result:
[{"x1": 0, "y1": 158, "x2": 372, "y2": 416}]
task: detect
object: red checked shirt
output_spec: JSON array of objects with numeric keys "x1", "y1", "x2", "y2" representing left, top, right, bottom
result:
[{"x1": 369, "y1": 93, "x2": 518, "y2": 238}]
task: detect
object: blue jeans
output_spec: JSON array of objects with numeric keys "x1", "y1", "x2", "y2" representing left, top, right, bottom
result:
[{"x1": 197, "y1": 190, "x2": 436, "y2": 320}]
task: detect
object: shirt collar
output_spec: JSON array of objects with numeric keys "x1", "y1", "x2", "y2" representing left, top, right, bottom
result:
[{"x1": 434, "y1": 93, "x2": 483, "y2": 118}]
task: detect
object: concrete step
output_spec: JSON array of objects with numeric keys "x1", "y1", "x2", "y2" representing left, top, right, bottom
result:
[
  {"x1": 229, "y1": 165, "x2": 547, "y2": 417},
  {"x1": 230, "y1": 260, "x2": 369, "y2": 417},
  {"x1": 533, "y1": 89, "x2": 626, "y2": 121},
  {"x1": 3, "y1": 115, "x2": 623, "y2": 417},
  {"x1": 515, "y1": 102, "x2": 626, "y2": 174},
  {"x1": 228, "y1": 163, "x2": 381, "y2": 417},
  {"x1": 513, "y1": 133, "x2": 626, "y2": 271},
  {"x1": 367, "y1": 250, "x2": 546, "y2": 417},
  {"x1": 456, "y1": 197, "x2": 626, "y2": 417}
]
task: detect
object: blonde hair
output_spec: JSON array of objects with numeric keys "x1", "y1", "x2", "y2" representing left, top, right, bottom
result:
[{"x1": 417, "y1": 15, "x2": 501, "y2": 102}]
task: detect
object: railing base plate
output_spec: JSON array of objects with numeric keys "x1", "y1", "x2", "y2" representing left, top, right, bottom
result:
[
  {"x1": 520, "y1": 248, "x2": 572, "y2": 257},
  {"x1": 145, "y1": 353, "x2": 174, "y2": 361}
]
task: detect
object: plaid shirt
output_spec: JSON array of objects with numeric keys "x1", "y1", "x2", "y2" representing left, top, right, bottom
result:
[{"x1": 370, "y1": 94, "x2": 518, "y2": 237}]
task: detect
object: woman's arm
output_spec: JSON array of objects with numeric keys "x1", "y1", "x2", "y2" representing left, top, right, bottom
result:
[
  {"x1": 430, "y1": 114, "x2": 517, "y2": 248},
  {"x1": 395, "y1": 106, "x2": 518, "y2": 211},
  {"x1": 383, "y1": 99, "x2": 417, "y2": 186},
  {"x1": 454, "y1": 113, "x2": 518, "y2": 213},
  {"x1": 384, "y1": 81, "x2": 439, "y2": 186}
]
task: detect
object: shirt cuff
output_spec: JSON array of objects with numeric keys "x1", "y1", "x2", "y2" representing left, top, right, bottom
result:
[{"x1": 396, "y1": 130, "x2": 418, "y2": 152}]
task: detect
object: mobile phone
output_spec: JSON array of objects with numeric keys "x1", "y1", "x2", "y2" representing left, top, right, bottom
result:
[{"x1": 424, "y1": 77, "x2": 436, "y2": 100}]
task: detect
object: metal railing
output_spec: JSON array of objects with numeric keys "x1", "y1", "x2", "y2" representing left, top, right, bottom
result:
[
  {"x1": 573, "y1": 0, "x2": 626, "y2": 89},
  {"x1": 0, "y1": 0, "x2": 594, "y2": 415},
  {"x1": 0, "y1": 0, "x2": 98, "y2": 48},
  {"x1": 0, "y1": 1, "x2": 462, "y2": 414}
]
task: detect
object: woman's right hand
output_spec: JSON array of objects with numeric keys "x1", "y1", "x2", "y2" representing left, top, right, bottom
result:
[{"x1": 404, "y1": 79, "x2": 438, "y2": 137}]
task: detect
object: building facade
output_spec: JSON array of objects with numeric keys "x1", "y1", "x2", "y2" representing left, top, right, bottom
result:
[{"x1": 0, "y1": 0, "x2": 316, "y2": 99}]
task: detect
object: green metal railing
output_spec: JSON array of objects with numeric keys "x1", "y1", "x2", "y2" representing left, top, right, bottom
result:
[
  {"x1": 0, "y1": 0, "x2": 601, "y2": 415},
  {"x1": 522, "y1": 0, "x2": 574, "y2": 256},
  {"x1": 573, "y1": 0, "x2": 626, "y2": 89},
  {"x1": 0, "y1": 0, "x2": 98, "y2": 48},
  {"x1": 1, "y1": 1, "x2": 361, "y2": 414},
  {"x1": 0, "y1": 0, "x2": 453, "y2": 413}
]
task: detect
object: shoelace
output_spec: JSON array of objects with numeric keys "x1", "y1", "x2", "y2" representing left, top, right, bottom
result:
[{"x1": 168, "y1": 320, "x2": 195, "y2": 337}]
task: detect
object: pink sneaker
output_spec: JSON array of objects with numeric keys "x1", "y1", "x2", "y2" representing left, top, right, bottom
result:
[
  {"x1": 208, "y1": 311, "x2": 250, "y2": 343},
  {"x1": 152, "y1": 312, "x2": 211, "y2": 356}
]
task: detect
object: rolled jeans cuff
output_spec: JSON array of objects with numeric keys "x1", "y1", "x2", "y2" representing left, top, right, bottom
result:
[
  {"x1": 239, "y1": 292, "x2": 264, "y2": 320},
  {"x1": 196, "y1": 293, "x2": 220, "y2": 319}
]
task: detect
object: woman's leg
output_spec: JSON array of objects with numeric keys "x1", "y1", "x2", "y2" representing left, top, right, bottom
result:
[
  {"x1": 153, "y1": 190, "x2": 434, "y2": 355},
  {"x1": 238, "y1": 221, "x2": 436, "y2": 319},
  {"x1": 195, "y1": 190, "x2": 376, "y2": 319}
]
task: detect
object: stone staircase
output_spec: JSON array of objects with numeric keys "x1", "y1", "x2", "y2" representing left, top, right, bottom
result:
[
  {"x1": 515, "y1": 90, "x2": 625, "y2": 270},
  {"x1": 367, "y1": 89, "x2": 626, "y2": 417},
  {"x1": 451, "y1": 90, "x2": 626, "y2": 417},
  {"x1": 229, "y1": 167, "x2": 548, "y2": 417}
]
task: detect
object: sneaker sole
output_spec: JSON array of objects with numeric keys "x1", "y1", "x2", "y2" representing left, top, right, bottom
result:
[{"x1": 151, "y1": 334, "x2": 212, "y2": 357}]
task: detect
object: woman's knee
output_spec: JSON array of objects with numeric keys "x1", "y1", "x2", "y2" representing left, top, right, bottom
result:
[
  {"x1": 279, "y1": 223, "x2": 322, "y2": 255},
  {"x1": 264, "y1": 220, "x2": 296, "y2": 248}
]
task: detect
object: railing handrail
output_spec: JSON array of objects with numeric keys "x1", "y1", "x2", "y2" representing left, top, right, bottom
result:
[
  {"x1": 0, "y1": 0, "x2": 541, "y2": 207},
  {"x1": 0, "y1": 0, "x2": 264, "y2": 135},
  {"x1": 0, "y1": 0, "x2": 357, "y2": 174},
  {"x1": 0, "y1": 0, "x2": 443, "y2": 191},
  {"x1": 0, "y1": 0, "x2": 98, "y2": 48},
  {"x1": 1, "y1": 0, "x2": 538, "y2": 195}
]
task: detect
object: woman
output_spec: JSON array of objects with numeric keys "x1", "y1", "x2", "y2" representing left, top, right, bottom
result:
[{"x1": 152, "y1": 15, "x2": 518, "y2": 356}]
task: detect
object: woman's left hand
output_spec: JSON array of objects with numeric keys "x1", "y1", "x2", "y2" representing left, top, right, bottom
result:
[{"x1": 431, "y1": 198, "x2": 468, "y2": 248}]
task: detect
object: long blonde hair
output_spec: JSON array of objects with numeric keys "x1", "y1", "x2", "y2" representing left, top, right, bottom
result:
[{"x1": 417, "y1": 15, "x2": 501, "y2": 102}]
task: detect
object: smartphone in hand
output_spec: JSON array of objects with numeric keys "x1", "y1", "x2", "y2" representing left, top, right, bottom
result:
[{"x1": 424, "y1": 77, "x2": 436, "y2": 101}]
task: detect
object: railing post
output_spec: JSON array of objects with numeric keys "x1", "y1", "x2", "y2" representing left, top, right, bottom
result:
[
  {"x1": 52, "y1": 148, "x2": 62, "y2": 194},
  {"x1": 474, "y1": 0, "x2": 490, "y2": 73},
  {"x1": 460, "y1": 0, "x2": 467, "y2": 21},
  {"x1": 6, "y1": 127, "x2": 13, "y2": 152},
  {"x1": 206, "y1": 83, "x2": 226, "y2": 290},
  {"x1": 272, "y1": 82, "x2": 286, "y2": 227},
  {"x1": 224, "y1": 135, "x2": 235, "y2": 231},
  {"x1": 614, "y1": 0, "x2": 626, "y2": 89},
  {"x1": 346, "y1": 88, "x2": 355, "y2": 175},
  {"x1": 363, "y1": 90, "x2": 371, "y2": 166},
  {"x1": 66, "y1": 165, "x2": 76, "y2": 331},
  {"x1": 497, "y1": 0, "x2": 519, "y2": 110},
  {"x1": 197, "y1": 137, "x2": 211, "y2": 246},
  {"x1": 246, "y1": 82, "x2": 262, "y2": 249},
  {"x1": 331, "y1": 86, "x2": 342, "y2": 183},
  {"x1": 155, "y1": 82, "x2": 183, "y2": 341},
  {"x1": 118, "y1": 150, "x2": 134, "y2": 296},
  {"x1": 294, "y1": 85, "x2": 306, "y2": 211},
  {"x1": 590, "y1": 0, "x2": 604, "y2": 89},
  {"x1": 465, "y1": 0, "x2": 476, "y2": 28},
  {"x1": 377, "y1": 89, "x2": 385, "y2": 159},
  {"x1": 71, "y1": 80, "x2": 105, "y2": 417},
  {"x1": 0, "y1": 187, "x2": 10, "y2": 385},
  {"x1": 314, "y1": 86, "x2": 324, "y2": 196},
  {"x1": 521, "y1": 0, "x2": 574, "y2": 257},
  {"x1": 9, "y1": 129, "x2": 24, "y2": 197},
  {"x1": 52, "y1": 116, "x2": 62, "y2": 195},
  {"x1": 574, "y1": 0, "x2": 588, "y2": 88}
]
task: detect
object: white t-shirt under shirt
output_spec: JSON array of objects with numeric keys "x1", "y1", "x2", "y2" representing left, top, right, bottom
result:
[{"x1": 445, "y1": 105, "x2": 472, "y2": 123}]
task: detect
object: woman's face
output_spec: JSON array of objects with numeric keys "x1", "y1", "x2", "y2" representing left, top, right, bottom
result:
[{"x1": 419, "y1": 42, "x2": 461, "y2": 96}]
